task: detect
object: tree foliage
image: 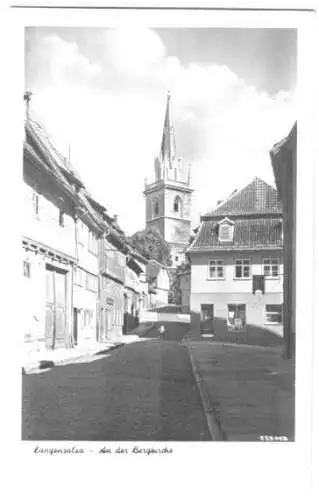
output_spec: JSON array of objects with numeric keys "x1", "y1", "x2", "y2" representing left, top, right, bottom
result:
[{"x1": 130, "y1": 226, "x2": 172, "y2": 267}]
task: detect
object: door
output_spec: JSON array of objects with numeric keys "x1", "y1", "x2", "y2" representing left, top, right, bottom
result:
[
  {"x1": 45, "y1": 265, "x2": 67, "y2": 350},
  {"x1": 200, "y1": 304, "x2": 214, "y2": 333},
  {"x1": 227, "y1": 304, "x2": 246, "y2": 331}
]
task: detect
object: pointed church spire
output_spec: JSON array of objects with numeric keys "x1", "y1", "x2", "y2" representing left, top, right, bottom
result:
[{"x1": 160, "y1": 91, "x2": 176, "y2": 167}]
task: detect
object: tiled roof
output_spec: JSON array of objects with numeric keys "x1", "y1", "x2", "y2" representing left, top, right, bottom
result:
[
  {"x1": 203, "y1": 177, "x2": 282, "y2": 218},
  {"x1": 190, "y1": 217, "x2": 283, "y2": 252},
  {"x1": 27, "y1": 117, "x2": 84, "y2": 188}
]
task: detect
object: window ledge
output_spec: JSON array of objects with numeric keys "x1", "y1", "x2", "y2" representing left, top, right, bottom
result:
[
  {"x1": 207, "y1": 277, "x2": 225, "y2": 281},
  {"x1": 233, "y1": 277, "x2": 251, "y2": 281},
  {"x1": 264, "y1": 322, "x2": 282, "y2": 326}
]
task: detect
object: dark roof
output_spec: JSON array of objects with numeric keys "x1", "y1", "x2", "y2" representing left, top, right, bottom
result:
[
  {"x1": 190, "y1": 217, "x2": 283, "y2": 252},
  {"x1": 203, "y1": 177, "x2": 282, "y2": 218},
  {"x1": 27, "y1": 118, "x2": 84, "y2": 188},
  {"x1": 270, "y1": 122, "x2": 297, "y2": 201}
]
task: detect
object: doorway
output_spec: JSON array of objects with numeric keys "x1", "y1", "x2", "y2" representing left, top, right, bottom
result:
[
  {"x1": 45, "y1": 264, "x2": 67, "y2": 350},
  {"x1": 200, "y1": 304, "x2": 214, "y2": 333}
]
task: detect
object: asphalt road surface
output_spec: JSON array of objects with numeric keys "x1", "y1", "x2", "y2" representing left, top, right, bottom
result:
[{"x1": 22, "y1": 339, "x2": 211, "y2": 441}]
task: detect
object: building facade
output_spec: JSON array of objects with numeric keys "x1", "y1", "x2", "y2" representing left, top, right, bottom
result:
[
  {"x1": 144, "y1": 93, "x2": 193, "y2": 267},
  {"x1": 23, "y1": 117, "x2": 78, "y2": 355},
  {"x1": 72, "y1": 194, "x2": 102, "y2": 347},
  {"x1": 147, "y1": 260, "x2": 170, "y2": 308},
  {"x1": 188, "y1": 177, "x2": 284, "y2": 338},
  {"x1": 99, "y1": 231, "x2": 127, "y2": 340},
  {"x1": 23, "y1": 103, "x2": 152, "y2": 357},
  {"x1": 270, "y1": 123, "x2": 297, "y2": 358},
  {"x1": 173, "y1": 271, "x2": 191, "y2": 312}
]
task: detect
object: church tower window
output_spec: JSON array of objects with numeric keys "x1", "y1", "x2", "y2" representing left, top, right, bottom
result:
[
  {"x1": 174, "y1": 195, "x2": 182, "y2": 216},
  {"x1": 153, "y1": 198, "x2": 159, "y2": 218}
]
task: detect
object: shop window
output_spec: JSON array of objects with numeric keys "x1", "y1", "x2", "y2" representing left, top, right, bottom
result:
[
  {"x1": 265, "y1": 304, "x2": 282, "y2": 324},
  {"x1": 227, "y1": 304, "x2": 246, "y2": 331}
]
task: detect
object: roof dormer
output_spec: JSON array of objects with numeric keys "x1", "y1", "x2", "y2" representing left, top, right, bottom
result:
[{"x1": 218, "y1": 217, "x2": 234, "y2": 242}]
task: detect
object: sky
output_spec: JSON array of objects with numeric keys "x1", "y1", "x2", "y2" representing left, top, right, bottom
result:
[{"x1": 25, "y1": 27, "x2": 297, "y2": 235}]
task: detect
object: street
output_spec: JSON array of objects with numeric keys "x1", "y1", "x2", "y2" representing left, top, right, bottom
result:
[{"x1": 22, "y1": 332, "x2": 211, "y2": 441}]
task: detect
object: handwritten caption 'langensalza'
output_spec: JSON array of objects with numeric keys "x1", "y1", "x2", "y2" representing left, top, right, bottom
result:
[{"x1": 34, "y1": 446, "x2": 173, "y2": 456}]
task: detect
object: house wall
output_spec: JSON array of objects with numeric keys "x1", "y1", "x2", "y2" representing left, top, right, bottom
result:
[
  {"x1": 73, "y1": 220, "x2": 99, "y2": 346},
  {"x1": 23, "y1": 164, "x2": 76, "y2": 259},
  {"x1": 22, "y1": 250, "x2": 46, "y2": 355},
  {"x1": 155, "y1": 268, "x2": 170, "y2": 305},
  {"x1": 180, "y1": 273, "x2": 191, "y2": 310},
  {"x1": 23, "y1": 160, "x2": 75, "y2": 352},
  {"x1": 190, "y1": 250, "x2": 283, "y2": 336},
  {"x1": 99, "y1": 239, "x2": 125, "y2": 339}
]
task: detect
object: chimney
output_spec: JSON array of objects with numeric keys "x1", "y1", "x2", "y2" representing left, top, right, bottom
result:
[
  {"x1": 24, "y1": 91, "x2": 32, "y2": 119},
  {"x1": 113, "y1": 214, "x2": 118, "y2": 223}
]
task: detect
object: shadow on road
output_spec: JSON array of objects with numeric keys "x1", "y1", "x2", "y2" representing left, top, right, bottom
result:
[{"x1": 22, "y1": 339, "x2": 211, "y2": 442}]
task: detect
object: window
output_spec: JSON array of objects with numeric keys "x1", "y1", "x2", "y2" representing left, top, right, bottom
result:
[
  {"x1": 77, "y1": 221, "x2": 85, "y2": 246},
  {"x1": 59, "y1": 210, "x2": 64, "y2": 227},
  {"x1": 88, "y1": 231, "x2": 98, "y2": 254},
  {"x1": 74, "y1": 267, "x2": 84, "y2": 287},
  {"x1": 173, "y1": 196, "x2": 182, "y2": 215},
  {"x1": 235, "y1": 258, "x2": 251, "y2": 279},
  {"x1": 263, "y1": 258, "x2": 279, "y2": 278},
  {"x1": 83, "y1": 309, "x2": 94, "y2": 329},
  {"x1": 23, "y1": 261, "x2": 30, "y2": 278},
  {"x1": 218, "y1": 218, "x2": 234, "y2": 242},
  {"x1": 86, "y1": 273, "x2": 97, "y2": 292},
  {"x1": 32, "y1": 191, "x2": 39, "y2": 217},
  {"x1": 265, "y1": 304, "x2": 282, "y2": 324},
  {"x1": 208, "y1": 259, "x2": 224, "y2": 279},
  {"x1": 175, "y1": 256, "x2": 179, "y2": 262},
  {"x1": 153, "y1": 198, "x2": 159, "y2": 217}
]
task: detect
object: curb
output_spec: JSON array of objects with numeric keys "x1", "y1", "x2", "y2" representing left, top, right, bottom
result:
[
  {"x1": 22, "y1": 342, "x2": 125, "y2": 375},
  {"x1": 185, "y1": 342, "x2": 226, "y2": 441}
]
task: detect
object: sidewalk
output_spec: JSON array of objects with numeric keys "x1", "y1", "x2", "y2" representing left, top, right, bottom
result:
[
  {"x1": 186, "y1": 340, "x2": 295, "y2": 441},
  {"x1": 22, "y1": 333, "x2": 150, "y2": 375}
]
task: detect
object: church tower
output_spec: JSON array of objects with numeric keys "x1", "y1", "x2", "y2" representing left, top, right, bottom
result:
[{"x1": 144, "y1": 92, "x2": 193, "y2": 268}]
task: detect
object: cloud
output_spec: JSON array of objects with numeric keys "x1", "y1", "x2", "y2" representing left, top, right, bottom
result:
[{"x1": 25, "y1": 28, "x2": 296, "y2": 234}]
